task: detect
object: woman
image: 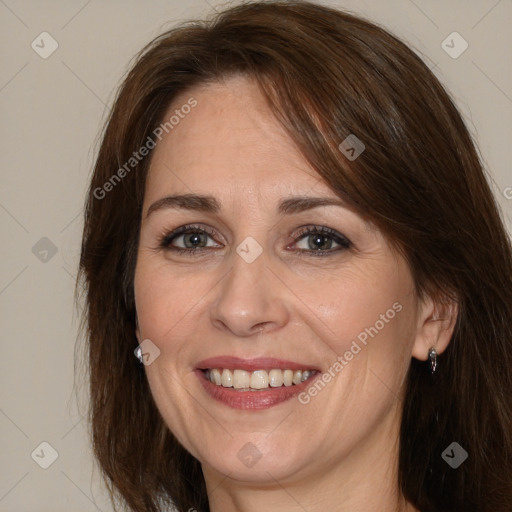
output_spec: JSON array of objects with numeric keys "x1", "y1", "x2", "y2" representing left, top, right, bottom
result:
[{"x1": 78, "y1": 1, "x2": 512, "y2": 511}]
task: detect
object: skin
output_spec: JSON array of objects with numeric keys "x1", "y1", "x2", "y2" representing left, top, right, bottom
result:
[{"x1": 134, "y1": 76, "x2": 457, "y2": 512}]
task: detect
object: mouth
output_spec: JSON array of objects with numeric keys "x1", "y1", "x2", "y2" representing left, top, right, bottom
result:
[{"x1": 195, "y1": 357, "x2": 321, "y2": 410}]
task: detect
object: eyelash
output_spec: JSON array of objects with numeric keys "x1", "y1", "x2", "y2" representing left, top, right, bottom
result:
[{"x1": 158, "y1": 224, "x2": 352, "y2": 257}]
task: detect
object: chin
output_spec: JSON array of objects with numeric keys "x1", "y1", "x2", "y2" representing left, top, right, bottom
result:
[{"x1": 198, "y1": 435, "x2": 314, "y2": 484}]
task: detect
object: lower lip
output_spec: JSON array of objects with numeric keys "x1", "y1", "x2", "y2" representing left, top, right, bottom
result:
[{"x1": 195, "y1": 370, "x2": 319, "y2": 410}]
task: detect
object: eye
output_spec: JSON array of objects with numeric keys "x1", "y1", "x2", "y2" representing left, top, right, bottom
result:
[
  {"x1": 157, "y1": 224, "x2": 351, "y2": 257},
  {"x1": 292, "y1": 226, "x2": 352, "y2": 255},
  {"x1": 159, "y1": 224, "x2": 221, "y2": 254}
]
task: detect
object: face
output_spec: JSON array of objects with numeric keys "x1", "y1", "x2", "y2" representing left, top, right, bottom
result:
[{"x1": 134, "y1": 76, "x2": 426, "y2": 488}]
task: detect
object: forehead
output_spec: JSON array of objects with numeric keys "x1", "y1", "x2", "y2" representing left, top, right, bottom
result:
[{"x1": 145, "y1": 76, "x2": 334, "y2": 204}]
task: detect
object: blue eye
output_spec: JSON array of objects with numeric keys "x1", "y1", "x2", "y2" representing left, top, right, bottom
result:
[
  {"x1": 160, "y1": 225, "x2": 219, "y2": 254},
  {"x1": 292, "y1": 226, "x2": 352, "y2": 255},
  {"x1": 158, "y1": 224, "x2": 352, "y2": 256}
]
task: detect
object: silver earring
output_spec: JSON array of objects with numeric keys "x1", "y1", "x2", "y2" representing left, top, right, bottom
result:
[
  {"x1": 135, "y1": 346, "x2": 143, "y2": 364},
  {"x1": 428, "y1": 347, "x2": 438, "y2": 374}
]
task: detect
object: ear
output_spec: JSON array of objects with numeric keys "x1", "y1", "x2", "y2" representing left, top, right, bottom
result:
[{"x1": 411, "y1": 292, "x2": 459, "y2": 361}]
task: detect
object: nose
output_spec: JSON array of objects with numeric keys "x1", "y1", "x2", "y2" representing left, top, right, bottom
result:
[{"x1": 209, "y1": 250, "x2": 290, "y2": 337}]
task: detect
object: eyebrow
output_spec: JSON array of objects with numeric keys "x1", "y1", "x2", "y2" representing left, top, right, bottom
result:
[{"x1": 145, "y1": 194, "x2": 348, "y2": 218}]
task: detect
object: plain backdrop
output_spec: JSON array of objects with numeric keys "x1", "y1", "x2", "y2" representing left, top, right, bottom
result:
[{"x1": 1, "y1": 0, "x2": 511, "y2": 510}]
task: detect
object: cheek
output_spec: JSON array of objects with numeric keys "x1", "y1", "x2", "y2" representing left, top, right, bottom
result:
[
  {"x1": 302, "y1": 264, "x2": 412, "y2": 356},
  {"x1": 134, "y1": 268, "x2": 171, "y2": 342},
  {"x1": 134, "y1": 257, "x2": 209, "y2": 342},
  {"x1": 300, "y1": 268, "x2": 418, "y2": 408}
]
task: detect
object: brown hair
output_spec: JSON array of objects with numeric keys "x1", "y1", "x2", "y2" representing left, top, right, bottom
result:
[{"x1": 78, "y1": 1, "x2": 512, "y2": 511}]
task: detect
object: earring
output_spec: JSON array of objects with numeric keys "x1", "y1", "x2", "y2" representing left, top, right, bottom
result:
[
  {"x1": 135, "y1": 346, "x2": 143, "y2": 364},
  {"x1": 428, "y1": 347, "x2": 438, "y2": 374}
]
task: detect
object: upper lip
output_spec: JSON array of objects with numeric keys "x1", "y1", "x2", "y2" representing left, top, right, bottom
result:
[{"x1": 196, "y1": 356, "x2": 320, "y2": 372}]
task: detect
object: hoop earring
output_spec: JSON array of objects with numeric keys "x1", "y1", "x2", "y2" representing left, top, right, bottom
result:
[{"x1": 428, "y1": 347, "x2": 438, "y2": 374}]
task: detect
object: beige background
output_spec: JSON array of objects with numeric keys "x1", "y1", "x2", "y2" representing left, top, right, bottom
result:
[{"x1": 0, "y1": 0, "x2": 511, "y2": 510}]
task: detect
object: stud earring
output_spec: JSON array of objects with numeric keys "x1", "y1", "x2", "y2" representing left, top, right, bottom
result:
[
  {"x1": 135, "y1": 346, "x2": 143, "y2": 364},
  {"x1": 428, "y1": 347, "x2": 438, "y2": 374}
]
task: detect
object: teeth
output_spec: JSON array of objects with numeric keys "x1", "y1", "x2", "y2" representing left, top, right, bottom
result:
[
  {"x1": 269, "y1": 369, "x2": 283, "y2": 387},
  {"x1": 301, "y1": 370, "x2": 311, "y2": 382},
  {"x1": 250, "y1": 370, "x2": 269, "y2": 389},
  {"x1": 233, "y1": 370, "x2": 250, "y2": 389},
  {"x1": 221, "y1": 369, "x2": 233, "y2": 387},
  {"x1": 205, "y1": 368, "x2": 315, "y2": 390},
  {"x1": 283, "y1": 370, "x2": 293, "y2": 386}
]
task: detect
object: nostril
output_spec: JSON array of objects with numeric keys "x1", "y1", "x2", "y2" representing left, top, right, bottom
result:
[{"x1": 253, "y1": 322, "x2": 269, "y2": 333}]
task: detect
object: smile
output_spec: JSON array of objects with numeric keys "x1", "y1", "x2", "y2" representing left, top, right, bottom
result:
[{"x1": 195, "y1": 357, "x2": 321, "y2": 409}]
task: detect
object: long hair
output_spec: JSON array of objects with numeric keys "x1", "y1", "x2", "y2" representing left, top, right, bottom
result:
[{"x1": 78, "y1": 2, "x2": 512, "y2": 511}]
